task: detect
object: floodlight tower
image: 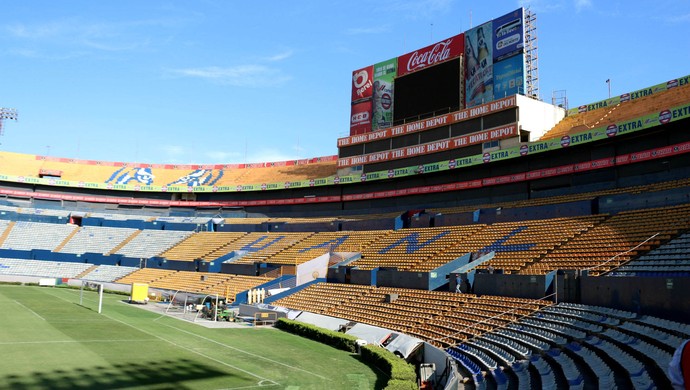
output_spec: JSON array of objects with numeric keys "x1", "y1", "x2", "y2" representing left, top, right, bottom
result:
[{"x1": 0, "y1": 108, "x2": 18, "y2": 136}]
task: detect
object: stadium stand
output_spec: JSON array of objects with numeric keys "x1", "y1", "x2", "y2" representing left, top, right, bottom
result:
[
  {"x1": 0, "y1": 59, "x2": 689, "y2": 390},
  {"x1": 539, "y1": 82, "x2": 690, "y2": 141},
  {"x1": 1, "y1": 221, "x2": 78, "y2": 251},
  {"x1": 0, "y1": 258, "x2": 92, "y2": 279}
]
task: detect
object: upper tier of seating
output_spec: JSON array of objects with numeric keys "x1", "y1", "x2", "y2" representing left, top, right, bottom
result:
[
  {"x1": 539, "y1": 82, "x2": 690, "y2": 141},
  {"x1": 0, "y1": 151, "x2": 338, "y2": 187}
]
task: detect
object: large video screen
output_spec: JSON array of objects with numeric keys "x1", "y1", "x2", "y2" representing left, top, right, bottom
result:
[{"x1": 393, "y1": 58, "x2": 462, "y2": 124}]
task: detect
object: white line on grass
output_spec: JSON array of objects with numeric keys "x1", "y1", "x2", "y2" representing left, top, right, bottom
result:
[
  {"x1": 109, "y1": 315, "x2": 281, "y2": 388},
  {"x1": 0, "y1": 339, "x2": 160, "y2": 345},
  {"x1": 43, "y1": 288, "x2": 281, "y2": 388},
  {"x1": 156, "y1": 321, "x2": 329, "y2": 381},
  {"x1": 14, "y1": 300, "x2": 45, "y2": 320}
]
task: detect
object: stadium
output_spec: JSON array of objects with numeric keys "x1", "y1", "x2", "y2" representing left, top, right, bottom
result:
[{"x1": 1, "y1": 5, "x2": 690, "y2": 390}]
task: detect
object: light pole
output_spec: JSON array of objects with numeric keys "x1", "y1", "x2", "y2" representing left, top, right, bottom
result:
[{"x1": 0, "y1": 108, "x2": 18, "y2": 136}]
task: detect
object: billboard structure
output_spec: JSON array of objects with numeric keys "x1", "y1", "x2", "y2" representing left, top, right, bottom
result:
[
  {"x1": 348, "y1": 7, "x2": 527, "y2": 135},
  {"x1": 350, "y1": 66, "x2": 374, "y2": 135},
  {"x1": 372, "y1": 58, "x2": 397, "y2": 131},
  {"x1": 492, "y1": 8, "x2": 526, "y2": 101},
  {"x1": 465, "y1": 22, "x2": 494, "y2": 108}
]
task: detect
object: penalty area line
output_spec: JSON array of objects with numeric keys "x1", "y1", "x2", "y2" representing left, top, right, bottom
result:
[
  {"x1": 102, "y1": 312, "x2": 280, "y2": 388},
  {"x1": 14, "y1": 300, "x2": 46, "y2": 321},
  {"x1": 157, "y1": 320, "x2": 329, "y2": 381}
]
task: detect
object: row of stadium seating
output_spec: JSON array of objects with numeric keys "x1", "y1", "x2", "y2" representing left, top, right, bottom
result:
[
  {"x1": 114, "y1": 268, "x2": 272, "y2": 302},
  {"x1": 268, "y1": 282, "x2": 687, "y2": 389},
  {"x1": 1, "y1": 203, "x2": 689, "y2": 276}
]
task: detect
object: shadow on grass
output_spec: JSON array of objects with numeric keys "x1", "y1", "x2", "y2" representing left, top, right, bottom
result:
[{"x1": 1, "y1": 358, "x2": 232, "y2": 390}]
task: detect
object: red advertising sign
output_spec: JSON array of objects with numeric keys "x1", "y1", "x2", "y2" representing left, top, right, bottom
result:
[
  {"x1": 338, "y1": 123, "x2": 517, "y2": 167},
  {"x1": 351, "y1": 66, "x2": 374, "y2": 102},
  {"x1": 397, "y1": 33, "x2": 464, "y2": 77},
  {"x1": 350, "y1": 100, "x2": 373, "y2": 135},
  {"x1": 338, "y1": 95, "x2": 516, "y2": 147}
]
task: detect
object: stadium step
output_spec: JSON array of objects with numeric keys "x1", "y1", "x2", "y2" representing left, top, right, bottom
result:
[
  {"x1": 52, "y1": 224, "x2": 81, "y2": 252},
  {"x1": 107, "y1": 229, "x2": 142, "y2": 255},
  {"x1": 0, "y1": 221, "x2": 15, "y2": 247},
  {"x1": 75, "y1": 264, "x2": 99, "y2": 279}
]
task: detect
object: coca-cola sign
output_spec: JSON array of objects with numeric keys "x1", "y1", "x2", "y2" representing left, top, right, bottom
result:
[{"x1": 397, "y1": 33, "x2": 464, "y2": 77}]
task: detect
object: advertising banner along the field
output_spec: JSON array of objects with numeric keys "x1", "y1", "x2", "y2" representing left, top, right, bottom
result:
[
  {"x1": 493, "y1": 8, "x2": 524, "y2": 62},
  {"x1": 372, "y1": 58, "x2": 397, "y2": 131},
  {"x1": 465, "y1": 21, "x2": 494, "y2": 107},
  {"x1": 397, "y1": 33, "x2": 464, "y2": 77}
]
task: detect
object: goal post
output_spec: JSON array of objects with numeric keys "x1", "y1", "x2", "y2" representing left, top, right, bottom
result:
[{"x1": 79, "y1": 281, "x2": 104, "y2": 314}]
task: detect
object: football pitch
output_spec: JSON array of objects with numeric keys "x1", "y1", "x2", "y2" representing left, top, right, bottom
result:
[{"x1": 0, "y1": 285, "x2": 385, "y2": 390}]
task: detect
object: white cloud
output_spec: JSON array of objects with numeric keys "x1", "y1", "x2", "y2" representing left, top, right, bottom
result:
[
  {"x1": 665, "y1": 13, "x2": 690, "y2": 23},
  {"x1": 264, "y1": 49, "x2": 293, "y2": 62},
  {"x1": 169, "y1": 65, "x2": 291, "y2": 87},
  {"x1": 5, "y1": 19, "x2": 163, "y2": 55},
  {"x1": 518, "y1": 0, "x2": 565, "y2": 13},
  {"x1": 345, "y1": 26, "x2": 391, "y2": 35},
  {"x1": 574, "y1": 0, "x2": 593, "y2": 12},
  {"x1": 373, "y1": 0, "x2": 452, "y2": 19}
]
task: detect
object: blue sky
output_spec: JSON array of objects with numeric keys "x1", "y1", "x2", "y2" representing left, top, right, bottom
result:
[{"x1": 2, "y1": 0, "x2": 689, "y2": 165}]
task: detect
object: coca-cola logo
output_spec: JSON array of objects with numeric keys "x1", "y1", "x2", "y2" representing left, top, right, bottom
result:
[{"x1": 406, "y1": 39, "x2": 453, "y2": 73}]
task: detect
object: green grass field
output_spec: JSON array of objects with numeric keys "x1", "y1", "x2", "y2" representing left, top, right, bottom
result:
[{"x1": 0, "y1": 285, "x2": 385, "y2": 390}]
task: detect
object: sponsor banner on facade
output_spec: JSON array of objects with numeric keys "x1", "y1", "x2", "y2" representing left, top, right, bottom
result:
[
  {"x1": 3, "y1": 104, "x2": 689, "y2": 195},
  {"x1": 493, "y1": 54, "x2": 525, "y2": 99},
  {"x1": 568, "y1": 74, "x2": 690, "y2": 116},
  {"x1": 465, "y1": 21, "x2": 494, "y2": 108},
  {"x1": 351, "y1": 65, "x2": 374, "y2": 102},
  {"x1": 338, "y1": 124, "x2": 518, "y2": 167},
  {"x1": 372, "y1": 58, "x2": 397, "y2": 131},
  {"x1": 397, "y1": 33, "x2": 464, "y2": 77},
  {"x1": 493, "y1": 8, "x2": 524, "y2": 61},
  {"x1": 3, "y1": 139, "x2": 690, "y2": 207},
  {"x1": 350, "y1": 99, "x2": 373, "y2": 135},
  {"x1": 338, "y1": 95, "x2": 517, "y2": 147}
]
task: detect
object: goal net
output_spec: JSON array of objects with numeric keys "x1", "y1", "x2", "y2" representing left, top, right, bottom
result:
[{"x1": 79, "y1": 281, "x2": 104, "y2": 314}]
